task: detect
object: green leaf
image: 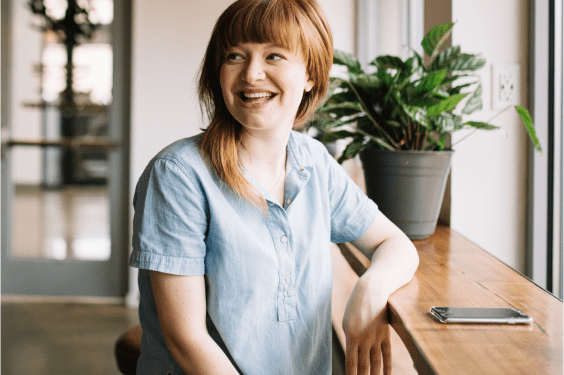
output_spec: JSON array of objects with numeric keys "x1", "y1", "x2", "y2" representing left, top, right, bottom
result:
[
  {"x1": 464, "y1": 121, "x2": 499, "y2": 130},
  {"x1": 433, "y1": 88, "x2": 450, "y2": 98},
  {"x1": 327, "y1": 91, "x2": 356, "y2": 104},
  {"x1": 415, "y1": 70, "x2": 448, "y2": 94},
  {"x1": 370, "y1": 55, "x2": 405, "y2": 71},
  {"x1": 322, "y1": 130, "x2": 356, "y2": 143},
  {"x1": 439, "y1": 74, "x2": 472, "y2": 87},
  {"x1": 334, "y1": 50, "x2": 363, "y2": 74},
  {"x1": 426, "y1": 135, "x2": 447, "y2": 151},
  {"x1": 421, "y1": 23, "x2": 455, "y2": 58},
  {"x1": 374, "y1": 67, "x2": 396, "y2": 86},
  {"x1": 452, "y1": 115, "x2": 465, "y2": 131},
  {"x1": 309, "y1": 110, "x2": 338, "y2": 130},
  {"x1": 318, "y1": 101, "x2": 363, "y2": 114},
  {"x1": 367, "y1": 137, "x2": 397, "y2": 151},
  {"x1": 462, "y1": 84, "x2": 483, "y2": 114},
  {"x1": 351, "y1": 74, "x2": 382, "y2": 90},
  {"x1": 433, "y1": 113, "x2": 455, "y2": 132},
  {"x1": 337, "y1": 140, "x2": 365, "y2": 163},
  {"x1": 386, "y1": 120, "x2": 402, "y2": 128},
  {"x1": 448, "y1": 82, "x2": 475, "y2": 95},
  {"x1": 428, "y1": 46, "x2": 461, "y2": 71},
  {"x1": 402, "y1": 104, "x2": 430, "y2": 128},
  {"x1": 411, "y1": 50, "x2": 426, "y2": 72},
  {"x1": 328, "y1": 77, "x2": 348, "y2": 90},
  {"x1": 427, "y1": 93, "x2": 469, "y2": 116},
  {"x1": 400, "y1": 57, "x2": 416, "y2": 80},
  {"x1": 408, "y1": 95, "x2": 441, "y2": 107},
  {"x1": 515, "y1": 106, "x2": 542, "y2": 152},
  {"x1": 449, "y1": 53, "x2": 486, "y2": 71}
]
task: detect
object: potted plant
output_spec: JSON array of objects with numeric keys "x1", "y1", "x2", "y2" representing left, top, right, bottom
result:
[{"x1": 310, "y1": 23, "x2": 542, "y2": 240}]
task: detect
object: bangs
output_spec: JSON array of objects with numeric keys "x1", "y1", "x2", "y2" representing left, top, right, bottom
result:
[{"x1": 218, "y1": 0, "x2": 307, "y2": 57}]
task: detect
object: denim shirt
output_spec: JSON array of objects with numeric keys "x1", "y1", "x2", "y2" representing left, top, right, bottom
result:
[{"x1": 130, "y1": 131, "x2": 378, "y2": 375}]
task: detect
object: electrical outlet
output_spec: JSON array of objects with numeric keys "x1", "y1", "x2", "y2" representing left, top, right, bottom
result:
[{"x1": 491, "y1": 64, "x2": 520, "y2": 110}]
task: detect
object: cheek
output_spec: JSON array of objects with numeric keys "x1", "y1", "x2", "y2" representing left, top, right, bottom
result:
[{"x1": 219, "y1": 66, "x2": 233, "y2": 98}]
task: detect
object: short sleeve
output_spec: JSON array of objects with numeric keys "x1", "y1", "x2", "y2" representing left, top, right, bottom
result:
[
  {"x1": 129, "y1": 156, "x2": 208, "y2": 275},
  {"x1": 327, "y1": 156, "x2": 379, "y2": 244}
]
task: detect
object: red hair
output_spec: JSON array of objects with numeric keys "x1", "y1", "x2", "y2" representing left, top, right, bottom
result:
[{"x1": 198, "y1": 0, "x2": 333, "y2": 209}]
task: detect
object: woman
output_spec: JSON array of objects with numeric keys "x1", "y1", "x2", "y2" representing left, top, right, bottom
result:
[{"x1": 129, "y1": 0, "x2": 419, "y2": 374}]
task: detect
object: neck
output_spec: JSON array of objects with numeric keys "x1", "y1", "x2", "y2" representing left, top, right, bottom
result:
[
  {"x1": 239, "y1": 127, "x2": 291, "y2": 204},
  {"x1": 239, "y1": 126, "x2": 291, "y2": 170}
]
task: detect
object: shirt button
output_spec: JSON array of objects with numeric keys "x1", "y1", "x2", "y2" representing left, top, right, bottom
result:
[
  {"x1": 286, "y1": 199, "x2": 292, "y2": 205},
  {"x1": 299, "y1": 168, "x2": 304, "y2": 172},
  {"x1": 284, "y1": 274, "x2": 291, "y2": 282},
  {"x1": 280, "y1": 236, "x2": 288, "y2": 244}
]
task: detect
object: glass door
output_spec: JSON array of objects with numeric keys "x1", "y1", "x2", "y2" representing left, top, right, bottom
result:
[{"x1": 1, "y1": 0, "x2": 129, "y2": 297}]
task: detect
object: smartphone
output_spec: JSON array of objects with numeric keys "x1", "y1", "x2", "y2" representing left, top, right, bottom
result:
[{"x1": 430, "y1": 306, "x2": 533, "y2": 324}]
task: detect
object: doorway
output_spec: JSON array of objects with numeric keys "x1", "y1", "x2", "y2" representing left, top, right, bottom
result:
[{"x1": 1, "y1": 0, "x2": 131, "y2": 297}]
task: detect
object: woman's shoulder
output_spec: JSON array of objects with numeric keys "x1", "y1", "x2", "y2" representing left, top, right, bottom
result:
[
  {"x1": 289, "y1": 130, "x2": 335, "y2": 170},
  {"x1": 153, "y1": 133, "x2": 204, "y2": 164},
  {"x1": 140, "y1": 133, "x2": 209, "y2": 186},
  {"x1": 289, "y1": 130, "x2": 331, "y2": 158}
]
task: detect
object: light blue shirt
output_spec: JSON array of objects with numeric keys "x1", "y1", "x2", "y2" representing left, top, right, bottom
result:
[{"x1": 130, "y1": 131, "x2": 379, "y2": 375}]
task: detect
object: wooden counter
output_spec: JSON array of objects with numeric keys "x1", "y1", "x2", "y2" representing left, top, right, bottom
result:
[{"x1": 331, "y1": 226, "x2": 563, "y2": 375}]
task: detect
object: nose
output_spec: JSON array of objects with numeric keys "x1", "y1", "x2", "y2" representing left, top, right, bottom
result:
[{"x1": 240, "y1": 57, "x2": 265, "y2": 83}]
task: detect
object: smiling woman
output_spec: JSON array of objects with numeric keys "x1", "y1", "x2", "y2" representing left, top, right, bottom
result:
[
  {"x1": 199, "y1": 0, "x2": 333, "y2": 210},
  {"x1": 128, "y1": 1, "x2": 419, "y2": 374}
]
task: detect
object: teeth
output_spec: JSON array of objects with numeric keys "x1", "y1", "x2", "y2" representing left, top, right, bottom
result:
[{"x1": 243, "y1": 92, "x2": 273, "y2": 98}]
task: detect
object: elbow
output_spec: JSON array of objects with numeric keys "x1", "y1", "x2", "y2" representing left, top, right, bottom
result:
[
  {"x1": 162, "y1": 329, "x2": 206, "y2": 373},
  {"x1": 411, "y1": 242, "x2": 420, "y2": 276},
  {"x1": 405, "y1": 236, "x2": 419, "y2": 277}
]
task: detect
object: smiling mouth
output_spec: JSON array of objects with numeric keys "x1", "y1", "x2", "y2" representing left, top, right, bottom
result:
[{"x1": 238, "y1": 92, "x2": 276, "y2": 104}]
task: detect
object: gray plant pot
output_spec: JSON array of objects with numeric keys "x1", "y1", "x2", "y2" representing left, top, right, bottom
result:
[{"x1": 359, "y1": 149, "x2": 454, "y2": 240}]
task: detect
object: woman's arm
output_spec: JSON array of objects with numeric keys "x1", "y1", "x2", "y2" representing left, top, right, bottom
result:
[
  {"x1": 150, "y1": 271, "x2": 240, "y2": 375},
  {"x1": 343, "y1": 211, "x2": 419, "y2": 375}
]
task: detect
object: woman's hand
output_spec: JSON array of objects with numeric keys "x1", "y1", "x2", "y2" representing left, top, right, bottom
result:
[
  {"x1": 343, "y1": 212, "x2": 419, "y2": 375},
  {"x1": 342, "y1": 276, "x2": 392, "y2": 375}
]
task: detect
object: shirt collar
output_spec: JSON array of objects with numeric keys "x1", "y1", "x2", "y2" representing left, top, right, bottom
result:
[{"x1": 287, "y1": 131, "x2": 313, "y2": 176}]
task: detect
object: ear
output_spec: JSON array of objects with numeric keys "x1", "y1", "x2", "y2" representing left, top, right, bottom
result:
[{"x1": 305, "y1": 77, "x2": 314, "y2": 93}]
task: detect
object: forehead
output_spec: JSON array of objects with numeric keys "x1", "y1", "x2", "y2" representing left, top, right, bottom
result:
[
  {"x1": 227, "y1": 42, "x2": 297, "y2": 53},
  {"x1": 221, "y1": 27, "x2": 302, "y2": 54},
  {"x1": 217, "y1": 2, "x2": 308, "y2": 58}
]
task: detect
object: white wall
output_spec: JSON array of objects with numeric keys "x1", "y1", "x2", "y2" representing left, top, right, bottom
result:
[
  {"x1": 450, "y1": 0, "x2": 530, "y2": 273},
  {"x1": 377, "y1": 0, "x2": 403, "y2": 57},
  {"x1": 128, "y1": 0, "x2": 357, "y2": 305}
]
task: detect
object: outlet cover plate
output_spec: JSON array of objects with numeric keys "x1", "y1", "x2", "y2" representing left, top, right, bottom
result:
[{"x1": 491, "y1": 63, "x2": 521, "y2": 110}]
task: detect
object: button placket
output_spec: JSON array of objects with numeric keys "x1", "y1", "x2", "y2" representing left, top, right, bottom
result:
[
  {"x1": 267, "y1": 156, "x2": 310, "y2": 322},
  {"x1": 273, "y1": 218, "x2": 296, "y2": 321}
]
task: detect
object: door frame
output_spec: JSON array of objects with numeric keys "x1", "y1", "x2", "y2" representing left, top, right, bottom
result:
[{"x1": 1, "y1": 0, "x2": 132, "y2": 298}]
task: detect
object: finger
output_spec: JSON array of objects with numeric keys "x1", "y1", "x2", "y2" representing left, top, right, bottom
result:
[
  {"x1": 370, "y1": 345, "x2": 381, "y2": 375},
  {"x1": 358, "y1": 346, "x2": 371, "y2": 375},
  {"x1": 381, "y1": 337, "x2": 393, "y2": 375},
  {"x1": 345, "y1": 342, "x2": 358, "y2": 375}
]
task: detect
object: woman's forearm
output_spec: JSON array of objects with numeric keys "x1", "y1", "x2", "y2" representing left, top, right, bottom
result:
[
  {"x1": 167, "y1": 333, "x2": 240, "y2": 375},
  {"x1": 362, "y1": 234, "x2": 419, "y2": 297}
]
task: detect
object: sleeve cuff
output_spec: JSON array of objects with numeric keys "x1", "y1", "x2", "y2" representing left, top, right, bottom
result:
[
  {"x1": 129, "y1": 250, "x2": 205, "y2": 276},
  {"x1": 331, "y1": 198, "x2": 379, "y2": 243}
]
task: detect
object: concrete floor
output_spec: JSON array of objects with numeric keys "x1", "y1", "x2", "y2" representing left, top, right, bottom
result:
[{"x1": 1, "y1": 301, "x2": 139, "y2": 375}]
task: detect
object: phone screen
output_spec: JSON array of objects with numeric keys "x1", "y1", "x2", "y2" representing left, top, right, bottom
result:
[{"x1": 430, "y1": 306, "x2": 533, "y2": 324}]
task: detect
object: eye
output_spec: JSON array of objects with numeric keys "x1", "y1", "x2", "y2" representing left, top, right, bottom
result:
[
  {"x1": 267, "y1": 54, "x2": 283, "y2": 61},
  {"x1": 226, "y1": 53, "x2": 243, "y2": 61}
]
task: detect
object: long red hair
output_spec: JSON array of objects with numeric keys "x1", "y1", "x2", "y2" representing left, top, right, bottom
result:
[{"x1": 198, "y1": 0, "x2": 333, "y2": 209}]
